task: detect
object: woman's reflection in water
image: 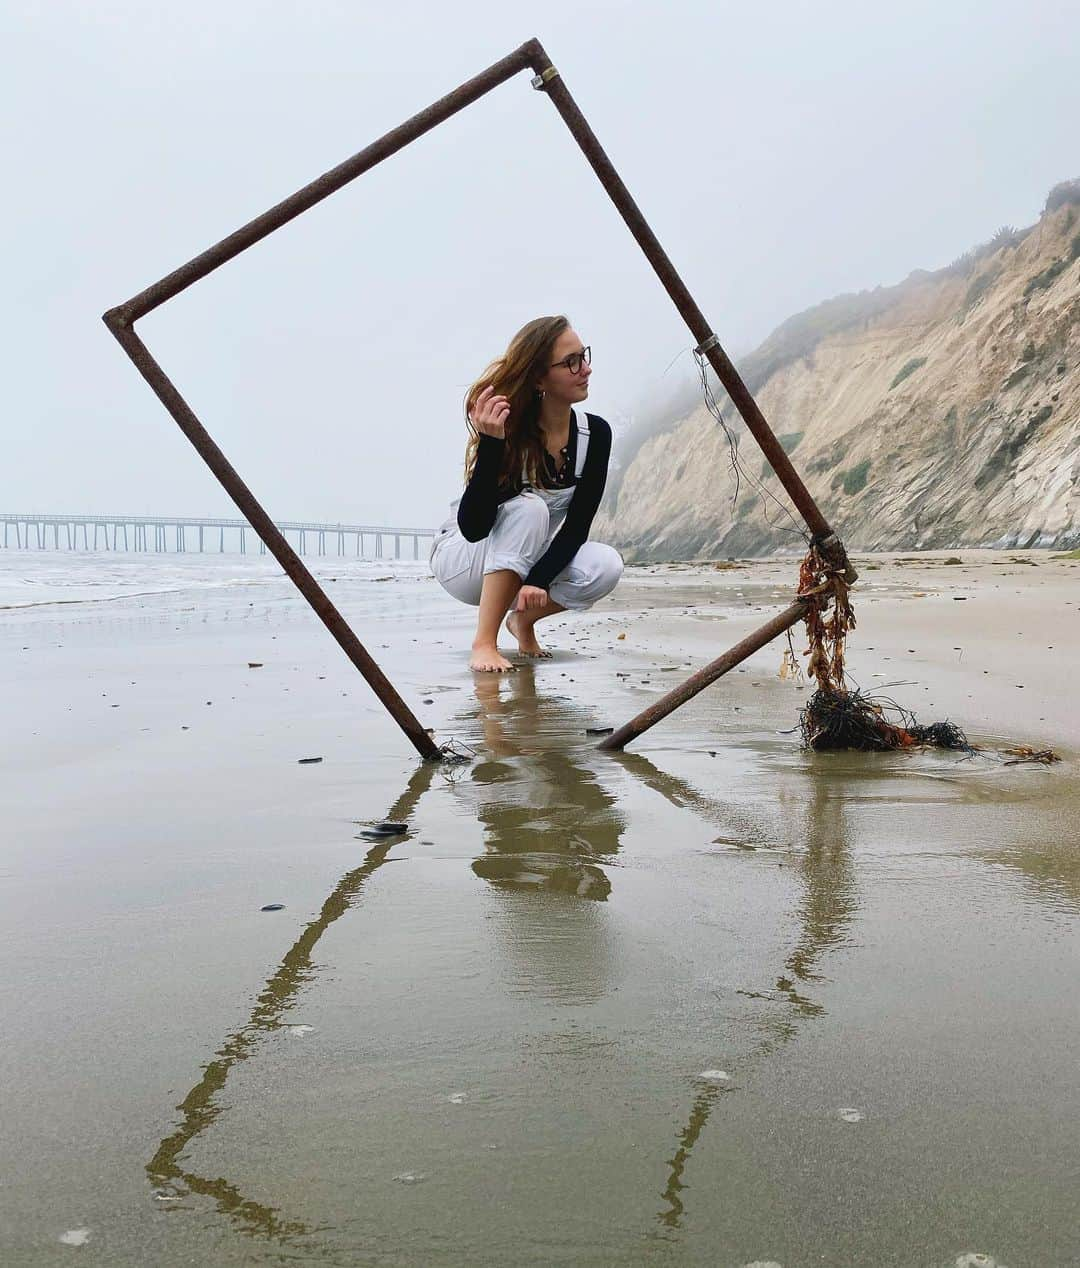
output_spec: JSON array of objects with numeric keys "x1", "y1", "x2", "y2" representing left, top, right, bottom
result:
[{"x1": 467, "y1": 669, "x2": 627, "y2": 1002}]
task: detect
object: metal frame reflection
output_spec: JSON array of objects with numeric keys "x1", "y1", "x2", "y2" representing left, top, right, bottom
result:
[
  {"x1": 147, "y1": 760, "x2": 440, "y2": 1241},
  {"x1": 148, "y1": 689, "x2": 861, "y2": 1247},
  {"x1": 612, "y1": 757, "x2": 859, "y2": 1229}
]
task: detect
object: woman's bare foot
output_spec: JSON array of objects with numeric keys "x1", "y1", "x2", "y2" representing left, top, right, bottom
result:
[
  {"x1": 505, "y1": 611, "x2": 552, "y2": 659},
  {"x1": 470, "y1": 642, "x2": 516, "y2": 673}
]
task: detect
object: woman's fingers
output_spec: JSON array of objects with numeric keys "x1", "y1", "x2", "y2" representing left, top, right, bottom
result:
[
  {"x1": 516, "y1": 585, "x2": 547, "y2": 610},
  {"x1": 470, "y1": 391, "x2": 509, "y2": 431}
]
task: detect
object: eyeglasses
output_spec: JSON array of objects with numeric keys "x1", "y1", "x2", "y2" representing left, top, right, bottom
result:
[{"x1": 549, "y1": 346, "x2": 591, "y2": 375}]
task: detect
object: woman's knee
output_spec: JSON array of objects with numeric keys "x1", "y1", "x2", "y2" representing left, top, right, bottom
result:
[
  {"x1": 485, "y1": 495, "x2": 551, "y2": 572},
  {"x1": 590, "y1": 543, "x2": 624, "y2": 594},
  {"x1": 498, "y1": 494, "x2": 549, "y2": 539},
  {"x1": 550, "y1": 542, "x2": 623, "y2": 608}
]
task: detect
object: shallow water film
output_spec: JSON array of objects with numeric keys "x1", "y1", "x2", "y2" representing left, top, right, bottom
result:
[{"x1": 2, "y1": 553, "x2": 1078, "y2": 1265}]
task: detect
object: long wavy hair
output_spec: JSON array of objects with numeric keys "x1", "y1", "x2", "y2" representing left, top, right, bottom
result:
[{"x1": 463, "y1": 315, "x2": 570, "y2": 490}]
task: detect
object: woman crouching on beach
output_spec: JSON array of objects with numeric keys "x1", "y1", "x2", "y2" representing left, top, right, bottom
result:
[{"x1": 430, "y1": 316, "x2": 623, "y2": 672}]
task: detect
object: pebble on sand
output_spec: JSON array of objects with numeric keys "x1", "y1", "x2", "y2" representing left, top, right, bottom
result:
[
  {"x1": 393, "y1": 1172, "x2": 426, "y2": 1184},
  {"x1": 837, "y1": 1107, "x2": 863, "y2": 1122},
  {"x1": 698, "y1": 1069, "x2": 731, "y2": 1082},
  {"x1": 955, "y1": 1256, "x2": 1004, "y2": 1268},
  {"x1": 261, "y1": 903, "x2": 285, "y2": 912},
  {"x1": 297, "y1": 756, "x2": 323, "y2": 764},
  {"x1": 59, "y1": 1229, "x2": 91, "y2": 1246}
]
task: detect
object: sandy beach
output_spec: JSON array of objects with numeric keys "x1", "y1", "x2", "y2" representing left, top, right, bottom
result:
[{"x1": 2, "y1": 548, "x2": 1078, "y2": 1266}]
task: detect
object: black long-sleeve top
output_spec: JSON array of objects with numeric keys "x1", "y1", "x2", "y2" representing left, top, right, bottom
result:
[{"x1": 456, "y1": 410, "x2": 613, "y2": 591}]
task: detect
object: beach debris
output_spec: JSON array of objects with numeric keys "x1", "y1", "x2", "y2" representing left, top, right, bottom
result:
[
  {"x1": 585, "y1": 726, "x2": 614, "y2": 736},
  {"x1": 1002, "y1": 746, "x2": 1060, "y2": 765},
  {"x1": 288, "y1": 1024, "x2": 314, "y2": 1037},
  {"x1": 436, "y1": 737, "x2": 476, "y2": 763},
  {"x1": 261, "y1": 903, "x2": 285, "y2": 912},
  {"x1": 357, "y1": 821, "x2": 408, "y2": 841},
  {"x1": 837, "y1": 1107, "x2": 863, "y2": 1123},
  {"x1": 793, "y1": 540, "x2": 974, "y2": 752},
  {"x1": 448, "y1": 1092, "x2": 467, "y2": 1104},
  {"x1": 59, "y1": 1229, "x2": 91, "y2": 1246},
  {"x1": 800, "y1": 687, "x2": 972, "y2": 753},
  {"x1": 297, "y1": 756, "x2": 323, "y2": 764},
  {"x1": 742, "y1": 1262, "x2": 783, "y2": 1268},
  {"x1": 392, "y1": 1171, "x2": 426, "y2": 1184},
  {"x1": 152, "y1": 1190, "x2": 182, "y2": 1203},
  {"x1": 697, "y1": 1069, "x2": 731, "y2": 1082},
  {"x1": 955, "y1": 1256, "x2": 1005, "y2": 1268},
  {"x1": 247, "y1": 661, "x2": 263, "y2": 668}
]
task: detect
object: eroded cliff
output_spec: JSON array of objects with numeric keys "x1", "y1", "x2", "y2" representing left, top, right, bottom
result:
[{"x1": 599, "y1": 183, "x2": 1080, "y2": 557}]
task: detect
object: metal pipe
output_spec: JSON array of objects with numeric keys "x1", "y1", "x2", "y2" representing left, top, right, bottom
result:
[
  {"x1": 101, "y1": 37, "x2": 851, "y2": 759},
  {"x1": 103, "y1": 323, "x2": 441, "y2": 761},
  {"x1": 525, "y1": 39, "x2": 838, "y2": 547},
  {"x1": 104, "y1": 44, "x2": 536, "y2": 327},
  {"x1": 597, "y1": 601, "x2": 808, "y2": 752}
]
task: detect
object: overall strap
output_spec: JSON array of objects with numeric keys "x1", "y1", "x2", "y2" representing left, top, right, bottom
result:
[{"x1": 573, "y1": 409, "x2": 591, "y2": 479}]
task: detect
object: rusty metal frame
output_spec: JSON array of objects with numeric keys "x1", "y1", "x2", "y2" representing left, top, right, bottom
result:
[{"x1": 104, "y1": 36, "x2": 852, "y2": 759}]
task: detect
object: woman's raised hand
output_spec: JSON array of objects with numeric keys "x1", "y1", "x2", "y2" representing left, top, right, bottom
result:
[{"x1": 470, "y1": 385, "x2": 510, "y2": 439}]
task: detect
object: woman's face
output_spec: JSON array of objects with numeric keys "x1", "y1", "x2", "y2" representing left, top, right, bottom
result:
[{"x1": 536, "y1": 328, "x2": 591, "y2": 406}]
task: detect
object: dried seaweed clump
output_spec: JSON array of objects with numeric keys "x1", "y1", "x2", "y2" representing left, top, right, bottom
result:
[
  {"x1": 800, "y1": 686, "x2": 971, "y2": 752},
  {"x1": 794, "y1": 538, "x2": 971, "y2": 753}
]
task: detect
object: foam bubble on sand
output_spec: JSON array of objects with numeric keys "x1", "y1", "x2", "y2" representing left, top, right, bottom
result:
[
  {"x1": 288, "y1": 1025, "x2": 314, "y2": 1037},
  {"x1": 838, "y1": 1107, "x2": 863, "y2": 1122},
  {"x1": 59, "y1": 1229, "x2": 91, "y2": 1246},
  {"x1": 698, "y1": 1069, "x2": 731, "y2": 1081}
]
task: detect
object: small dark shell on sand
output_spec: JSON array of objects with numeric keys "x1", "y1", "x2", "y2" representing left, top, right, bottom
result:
[
  {"x1": 261, "y1": 903, "x2": 285, "y2": 912},
  {"x1": 358, "y1": 822, "x2": 407, "y2": 841},
  {"x1": 297, "y1": 757, "x2": 323, "y2": 764}
]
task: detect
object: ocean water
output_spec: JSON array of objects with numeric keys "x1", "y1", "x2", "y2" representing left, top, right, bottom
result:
[{"x1": 0, "y1": 549, "x2": 432, "y2": 614}]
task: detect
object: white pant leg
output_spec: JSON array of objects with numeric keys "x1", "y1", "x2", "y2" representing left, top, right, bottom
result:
[
  {"x1": 430, "y1": 494, "x2": 551, "y2": 606},
  {"x1": 547, "y1": 542, "x2": 624, "y2": 611}
]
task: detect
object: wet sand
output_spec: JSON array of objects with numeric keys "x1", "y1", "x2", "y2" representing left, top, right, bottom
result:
[{"x1": 2, "y1": 550, "x2": 1078, "y2": 1266}]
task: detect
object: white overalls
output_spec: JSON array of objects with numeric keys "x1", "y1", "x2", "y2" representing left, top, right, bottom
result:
[{"x1": 430, "y1": 412, "x2": 623, "y2": 611}]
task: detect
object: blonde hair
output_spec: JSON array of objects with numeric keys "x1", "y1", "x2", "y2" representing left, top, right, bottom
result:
[{"x1": 463, "y1": 315, "x2": 570, "y2": 490}]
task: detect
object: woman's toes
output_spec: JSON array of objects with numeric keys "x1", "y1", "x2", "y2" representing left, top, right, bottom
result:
[{"x1": 470, "y1": 648, "x2": 515, "y2": 673}]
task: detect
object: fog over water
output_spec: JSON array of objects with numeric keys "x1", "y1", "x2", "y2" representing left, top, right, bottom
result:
[{"x1": 5, "y1": 0, "x2": 1079, "y2": 527}]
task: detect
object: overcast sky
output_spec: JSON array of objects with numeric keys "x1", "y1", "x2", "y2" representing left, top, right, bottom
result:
[{"x1": 4, "y1": 0, "x2": 1078, "y2": 528}]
